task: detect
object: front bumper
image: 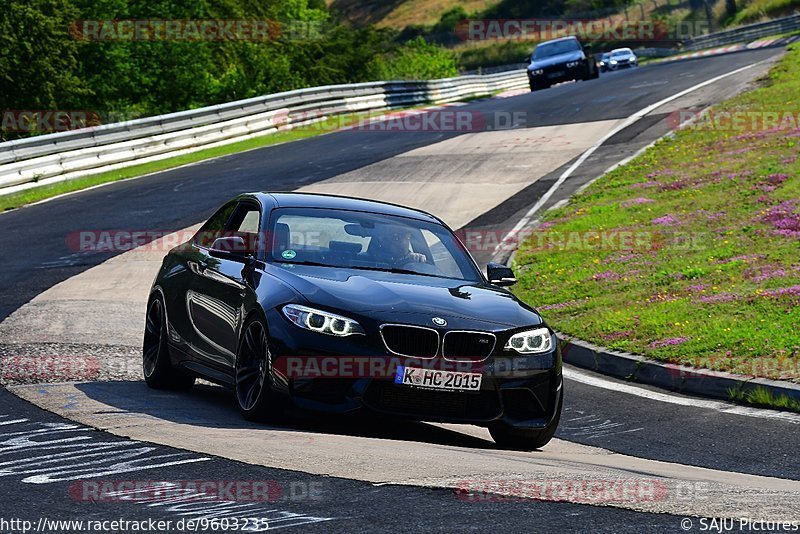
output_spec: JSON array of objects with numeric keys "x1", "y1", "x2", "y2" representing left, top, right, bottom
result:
[
  {"x1": 529, "y1": 61, "x2": 587, "y2": 84},
  {"x1": 265, "y1": 310, "x2": 563, "y2": 431},
  {"x1": 609, "y1": 59, "x2": 636, "y2": 69}
]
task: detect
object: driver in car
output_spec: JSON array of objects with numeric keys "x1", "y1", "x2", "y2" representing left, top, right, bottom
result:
[{"x1": 373, "y1": 228, "x2": 427, "y2": 266}]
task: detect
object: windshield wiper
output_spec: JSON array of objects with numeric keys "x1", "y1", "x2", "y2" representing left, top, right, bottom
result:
[{"x1": 348, "y1": 265, "x2": 444, "y2": 279}]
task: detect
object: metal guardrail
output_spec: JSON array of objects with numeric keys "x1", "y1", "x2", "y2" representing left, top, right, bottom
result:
[
  {"x1": 684, "y1": 12, "x2": 800, "y2": 51},
  {"x1": 0, "y1": 71, "x2": 528, "y2": 195}
]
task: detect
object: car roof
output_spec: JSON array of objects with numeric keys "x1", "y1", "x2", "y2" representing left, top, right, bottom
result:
[
  {"x1": 538, "y1": 36, "x2": 580, "y2": 44},
  {"x1": 611, "y1": 48, "x2": 633, "y2": 53},
  {"x1": 249, "y1": 192, "x2": 443, "y2": 224}
]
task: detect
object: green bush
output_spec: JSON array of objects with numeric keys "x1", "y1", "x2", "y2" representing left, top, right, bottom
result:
[{"x1": 367, "y1": 36, "x2": 458, "y2": 80}]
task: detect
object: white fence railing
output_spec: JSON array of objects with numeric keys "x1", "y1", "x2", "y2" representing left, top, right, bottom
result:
[
  {"x1": 0, "y1": 71, "x2": 528, "y2": 196},
  {"x1": 684, "y1": 13, "x2": 800, "y2": 51}
]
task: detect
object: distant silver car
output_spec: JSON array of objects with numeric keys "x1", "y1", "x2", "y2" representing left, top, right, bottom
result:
[{"x1": 607, "y1": 48, "x2": 638, "y2": 70}]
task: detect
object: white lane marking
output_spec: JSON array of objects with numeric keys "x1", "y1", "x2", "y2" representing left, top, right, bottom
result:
[
  {"x1": 0, "y1": 416, "x2": 211, "y2": 482},
  {"x1": 0, "y1": 415, "x2": 332, "y2": 529},
  {"x1": 493, "y1": 59, "x2": 771, "y2": 257},
  {"x1": 563, "y1": 367, "x2": 800, "y2": 424},
  {"x1": 560, "y1": 407, "x2": 645, "y2": 439}
]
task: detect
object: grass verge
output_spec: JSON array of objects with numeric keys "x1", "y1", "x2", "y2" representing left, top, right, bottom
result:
[{"x1": 512, "y1": 44, "x2": 800, "y2": 405}]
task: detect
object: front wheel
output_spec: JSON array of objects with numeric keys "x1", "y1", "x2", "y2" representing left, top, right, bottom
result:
[
  {"x1": 143, "y1": 295, "x2": 195, "y2": 390},
  {"x1": 235, "y1": 316, "x2": 284, "y2": 422},
  {"x1": 489, "y1": 389, "x2": 562, "y2": 451}
]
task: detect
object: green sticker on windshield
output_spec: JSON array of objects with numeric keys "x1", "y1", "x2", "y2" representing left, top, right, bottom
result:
[{"x1": 281, "y1": 249, "x2": 297, "y2": 260}]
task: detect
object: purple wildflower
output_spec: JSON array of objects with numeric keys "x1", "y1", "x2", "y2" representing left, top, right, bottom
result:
[
  {"x1": 590, "y1": 270, "x2": 620, "y2": 281},
  {"x1": 697, "y1": 293, "x2": 738, "y2": 304},
  {"x1": 760, "y1": 201, "x2": 800, "y2": 238},
  {"x1": 601, "y1": 331, "x2": 632, "y2": 342},
  {"x1": 646, "y1": 169, "x2": 675, "y2": 178},
  {"x1": 652, "y1": 214, "x2": 680, "y2": 226},
  {"x1": 766, "y1": 174, "x2": 789, "y2": 185},
  {"x1": 761, "y1": 285, "x2": 800, "y2": 299},
  {"x1": 724, "y1": 147, "x2": 755, "y2": 155},
  {"x1": 538, "y1": 301, "x2": 580, "y2": 311},
  {"x1": 686, "y1": 284, "x2": 709, "y2": 292},
  {"x1": 630, "y1": 181, "x2": 660, "y2": 190},
  {"x1": 621, "y1": 197, "x2": 654, "y2": 207},
  {"x1": 605, "y1": 252, "x2": 637, "y2": 264},
  {"x1": 659, "y1": 179, "x2": 690, "y2": 191},
  {"x1": 650, "y1": 337, "x2": 688, "y2": 348},
  {"x1": 746, "y1": 265, "x2": 788, "y2": 283}
]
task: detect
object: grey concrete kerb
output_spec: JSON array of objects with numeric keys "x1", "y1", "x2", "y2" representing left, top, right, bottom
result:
[{"x1": 558, "y1": 333, "x2": 800, "y2": 404}]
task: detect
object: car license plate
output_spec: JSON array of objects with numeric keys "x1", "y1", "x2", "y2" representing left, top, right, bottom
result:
[
  {"x1": 395, "y1": 366, "x2": 482, "y2": 392},
  {"x1": 547, "y1": 71, "x2": 565, "y2": 79}
]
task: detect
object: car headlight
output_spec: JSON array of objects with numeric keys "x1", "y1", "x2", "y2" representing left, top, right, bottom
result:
[
  {"x1": 504, "y1": 327, "x2": 553, "y2": 354},
  {"x1": 566, "y1": 61, "x2": 581, "y2": 68},
  {"x1": 282, "y1": 304, "x2": 365, "y2": 337},
  {"x1": 610, "y1": 60, "x2": 618, "y2": 64},
  {"x1": 529, "y1": 68, "x2": 544, "y2": 76}
]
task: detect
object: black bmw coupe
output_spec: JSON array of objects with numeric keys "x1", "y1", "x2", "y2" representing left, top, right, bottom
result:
[
  {"x1": 143, "y1": 193, "x2": 563, "y2": 450},
  {"x1": 527, "y1": 36, "x2": 599, "y2": 91}
]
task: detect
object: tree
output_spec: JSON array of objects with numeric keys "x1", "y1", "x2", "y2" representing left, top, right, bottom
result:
[{"x1": 0, "y1": 0, "x2": 87, "y2": 110}]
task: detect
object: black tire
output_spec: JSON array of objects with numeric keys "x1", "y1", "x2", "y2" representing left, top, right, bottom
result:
[
  {"x1": 489, "y1": 388, "x2": 562, "y2": 451},
  {"x1": 529, "y1": 81, "x2": 548, "y2": 92},
  {"x1": 143, "y1": 295, "x2": 195, "y2": 390},
  {"x1": 235, "y1": 315, "x2": 284, "y2": 422}
]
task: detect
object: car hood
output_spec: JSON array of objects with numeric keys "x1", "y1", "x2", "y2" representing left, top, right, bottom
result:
[
  {"x1": 267, "y1": 264, "x2": 542, "y2": 328},
  {"x1": 529, "y1": 51, "x2": 584, "y2": 70}
]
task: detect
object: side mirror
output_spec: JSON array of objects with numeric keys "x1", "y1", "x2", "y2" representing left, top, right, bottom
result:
[
  {"x1": 487, "y1": 262, "x2": 516, "y2": 287},
  {"x1": 525, "y1": 57, "x2": 532, "y2": 65},
  {"x1": 209, "y1": 236, "x2": 253, "y2": 262}
]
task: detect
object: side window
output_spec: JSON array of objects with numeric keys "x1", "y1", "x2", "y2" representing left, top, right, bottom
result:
[
  {"x1": 420, "y1": 229, "x2": 463, "y2": 279},
  {"x1": 194, "y1": 203, "x2": 236, "y2": 248},
  {"x1": 229, "y1": 207, "x2": 260, "y2": 234},
  {"x1": 225, "y1": 203, "x2": 262, "y2": 254}
]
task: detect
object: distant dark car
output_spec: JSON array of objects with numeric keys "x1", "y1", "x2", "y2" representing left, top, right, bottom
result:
[
  {"x1": 599, "y1": 52, "x2": 612, "y2": 72},
  {"x1": 143, "y1": 192, "x2": 563, "y2": 450},
  {"x1": 527, "y1": 36, "x2": 599, "y2": 91}
]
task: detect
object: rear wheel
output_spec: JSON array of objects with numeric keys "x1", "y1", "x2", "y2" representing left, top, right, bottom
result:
[
  {"x1": 235, "y1": 316, "x2": 284, "y2": 422},
  {"x1": 143, "y1": 295, "x2": 195, "y2": 390},
  {"x1": 489, "y1": 388, "x2": 562, "y2": 451}
]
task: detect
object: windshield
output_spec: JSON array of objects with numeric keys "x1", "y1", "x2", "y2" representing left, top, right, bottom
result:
[
  {"x1": 269, "y1": 208, "x2": 482, "y2": 282},
  {"x1": 612, "y1": 49, "x2": 632, "y2": 57},
  {"x1": 533, "y1": 39, "x2": 580, "y2": 60}
]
